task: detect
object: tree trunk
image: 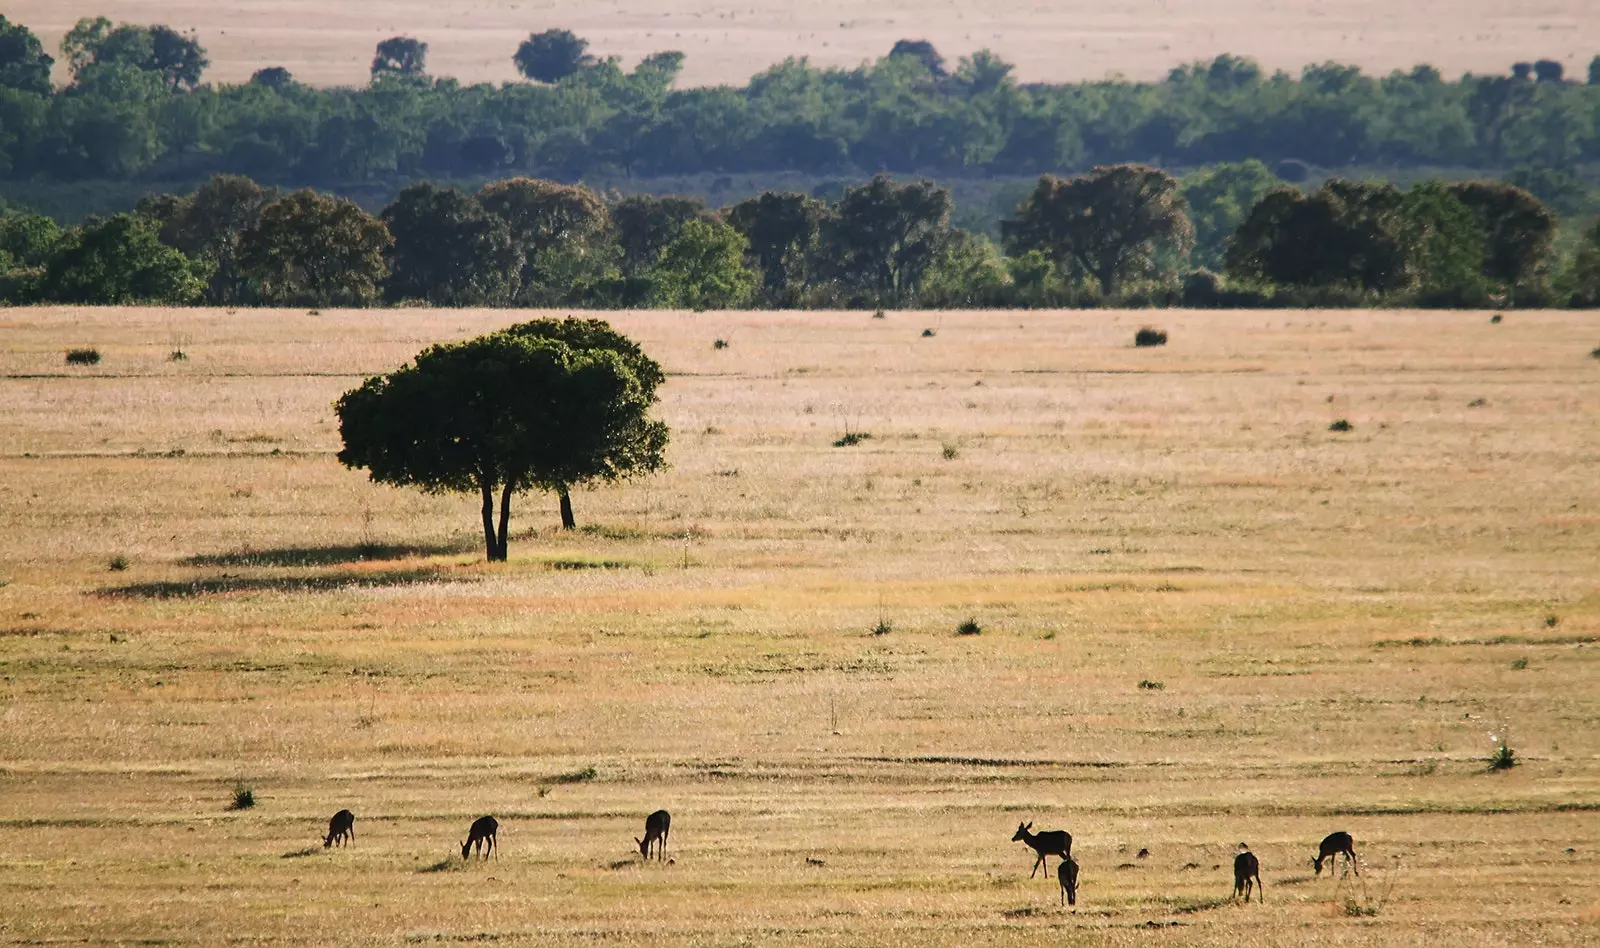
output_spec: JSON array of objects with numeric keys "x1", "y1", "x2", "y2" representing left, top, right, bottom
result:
[
  {"x1": 558, "y1": 486, "x2": 576, "y2": 530},
  {"x1": 496, "y1": 484, "x2": 513, "y2": 560},
  {"x1": 480, "y1": 480, "x2": 502, "y2": 562}
]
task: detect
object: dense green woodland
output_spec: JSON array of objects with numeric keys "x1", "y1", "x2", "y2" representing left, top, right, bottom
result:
[
  {"x1": 2, "y1": 17, "x2": 1599, "y2": 189},
  {"x1": 2, "y1": 17, "x2": 1600, "y2": 310}
]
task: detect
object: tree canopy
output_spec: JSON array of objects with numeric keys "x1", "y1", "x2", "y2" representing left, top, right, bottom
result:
[
  {"x1": 334, "y1": 320, "x2": 667, "y2": 559},
  {"x1": 237, "y1": 189, "x2": 391, "y2": 306},
  {"x1": 0, "y1": 16, "x2": 53, "y2": 95},
  {"x1": 513, "y1": 29, "x2": 594, "y2": 83}
]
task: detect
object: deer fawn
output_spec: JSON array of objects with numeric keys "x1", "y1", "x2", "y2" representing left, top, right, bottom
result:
[
  {"x1": 323, "y1": 809, "x2": 355, "y2": 848},
  {"x1": 636, "y1": 809, "x2": 671, "y2": 861},
  {"x1": 1011, "y1": 821, "x2": 1072, "y2": 879},
  {"x1": 461, "y1": 816, "x2": 498, "y2": 860},
  {"x1": 1059, "y1": 857, "x2": 1079, "y2": 905},
  {"x1": 1233, "y1": 845, "x2": 1262, "y2": 902},
  {"x1": 1313, "y1": 831, "x2": 1358, "y2": 877}
]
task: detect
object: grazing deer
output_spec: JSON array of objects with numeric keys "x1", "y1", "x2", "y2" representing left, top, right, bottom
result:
[
  {"x1": 1059, "y1": 857, "x2": 1079, "y2": 906},
  {"x1": 323, "y1": 809, "x2": 355, "y2": 848},
  {"x1": 1233, "y1": 845, "x2": 1262, "y2": 902},
  {"x1": 635, "y1": 809, "x2": 671, "y2": 861},
  {"x1": 1011, "y1": 822, "x2": 1072, "y2": 879},
  {"x1": 461, "y1": 816, "x2": 498, "y2": 860},
  {"x1": 1313, "y1": 831, "x2": 1358, "y2": 877}
]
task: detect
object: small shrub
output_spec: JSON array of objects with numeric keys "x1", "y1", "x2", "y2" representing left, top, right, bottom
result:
[
  {"x1": 941, "y1": 442, "x2": 960, "y2": 460},
  {"x1": 108, "y1": 555, "x2": 129, "y2": 572},
  {"x1": 1490, "y1": 313, "x2": 1503, "y2": 324},
  {"x1": 956, "y1": 617, "x2": 982, "y2": 636},
  {"x1": 1545, "y1": 615, "x2": 1560, "y2": 628},
  {"x1": 1134, "y1": 327, "x2": 1167, "y2": 347},
  {"x1": 713, "y1": 338, "x2": 728, "y2": 350},
  {"x1": 168, "y1": 349, "x2": 188, "y2": 361},
  {"x1": 872, "y1": 309, "x2": 886, "y2": 319},
  {"x1": 65, "y1": 348, "x2": 101, "y2": 365},
  {"x1": 1138, "y1": 679, "x2": 1165, "y2": 691},
  {"x1": 1468, "y1": 398, "x2": 1487, "y2": 407},
  {"x1": 1510, "y1": 657, "x2": 1529, "y2": 670},
  {"x1": 921, "y1": 328, "x2": 936, "y2": 338},
  {"x1": 230, "y1": 783, "x2": 256, "y2": 810},
  {"x1": 1329, "y1": 419, "x2": 1353, "y2": 432},
  {"x1": 1590, "y1": 346, "x2": 1600, "y2": 359},
  {"x1": 834, "y1": 431, "x2": 871, "y2": 447},
  {"x1": 871, "y1": 618, "x2": 892, "y2": 636}
]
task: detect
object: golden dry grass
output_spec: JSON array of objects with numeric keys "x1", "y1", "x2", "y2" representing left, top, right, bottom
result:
[
  {"x1": 0, "y1": 305, "x2": 1597, "y2": 946},
  {"x1": 11, "y1": 0, "x2": 1598, "y2": 88}
]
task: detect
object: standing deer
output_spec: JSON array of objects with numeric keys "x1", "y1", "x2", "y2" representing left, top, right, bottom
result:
[
  {"x1": 1313, "y1": 831, "x2": 1358, "y2": 877},
  {"x1": 636, "y1": 809, "x2": 671, "y2": 861},
  {"x1": 1059, "y1": 857, "x2": 1079, "y2": 905},
  {"x1": 1233, "y1": 845, "x2": 1262, "y2": 902},
  {"x1": 1011, "y1": 822, "x2": 1073, "y2": 879},
  {"x1": 323, "y1": 809, "x2": 355, "y2": 848},
  {"x1": 461, "y1": 816, "x2": 498, "y2": 860}
]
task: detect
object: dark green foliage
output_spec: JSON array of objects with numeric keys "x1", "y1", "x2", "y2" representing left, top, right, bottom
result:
[
  {"x1": 514, "y1": 30, "x2": 594, "y2": 83},
  {"x1": 138, "y1": 174, "x2": 276, "y2": 305},
  {"x1": 250, "y1": 66, "x2": 294, "y2": 90},
  {"x1": 1446, "y1": 181, "x2": 1554, "y2": 293},
  {"x1": 649, "y1": 218, "x2": 758, "y2": 310},
  {"x1": 887, "y1": 39, "x2": 947, "y2": 79},
  {"x1": 63, "y1": 18, "x2": 208, "y2": 91},
  {"x1": 230, "y1": 783, "x2": 256, "y2": 809},
  {"x1": 611, "y1": 194, "x2": 713, "y2": 277},
  {"x1": 1573, "y1": 218, "x2": 1600, "y2": 306},
  {"x1": 824, "y1": 175, "x2": 952, "y2": 305},
  {"x1": 726, "y1": 191, "x2": 829, "y2": 305},
  {"x1": 1135, "y1": 327, "x2": 1168, "y2": 347},
  {"x1": 956, "y1": 618, "x2": 982, "y2": 636},
  {"x1": 1003, "y1": 166, "x2": 1194, "y2": 296},
  {"x1": 381, "y1": 182, "x2": 517, "y2": 305},
  {"x1": 66, "y1": 348, "x2": 101, "y2": 365},
  {"x1": 0, "y1": 212, "x2": 61, "y2": 266},
  {"x1": 1182, "y1": 161, "x2": 1285, "y2": 270},
  {"x1": 237, "y1": 190, "x2": 391, "y2": 306},
  {"x1": 0, "y1": 16, "x2": 53, "y2": 95},
  {"x1": 1488, "y1": 742, "x2": 1517, "y2": 771},
  {"x1": 41, "y1": 213, "x2": 208, "y2": 304},
  {"x1": 1226, "y1": 180, "x2": 1410, "y2": 292},
  {"x1": 1138, "y1": 679, "x2": 1165, "y2": 690},
  {"x1": 478, "y1": 178, "x2": 613, "y2": 304},
  {"x1": 833, "y1": 431, "x2": 871, "y2": 447},
  {"x1": 371, "y1": 37, "x2": 428, "y2": 80},
  {"x1": 335, "y1": 319, "x2": 667, "y2": 558},
  {"x1": 1329, "y1": 419, "x2": 1353, "y2": 432}
]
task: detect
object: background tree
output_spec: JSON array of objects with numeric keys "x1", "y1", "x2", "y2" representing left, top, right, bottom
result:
[
  {"x1": 1570, "y1": 217, "x2": 1600, "y2": 305},
  {"x1": 0, "y1": 16, "x2": 53, "y2": 95},
  {"x1": 0, "y1": 212, "x2": 61, "y2": 267},
  {"x1": 888, "y1": 40, "x2": 946, "y2": 79},
  {"x1": 1446, "y1": 180, "x2": 1555, "y2": 295},
  {"x1": 1226, "y1": 180, "x2": 1409, "y2": 291},
  {"x1": 138, "y1": 174, "x2": 275, "y2": 304},
  {"x1": 1181, "y1": 160, "x2": 1284, "y2": 269},
  {"x1": 478, "y1": 177, "x2": 613, "y2": 303},
  {"x1": 63, "y1": 19, "x2": 208, "y2": 91},
  {"x1": 823, "y1": 175, "x2": 952, "y2": 305},
  {"x1": 237, "y1": 190, "x2": 391, "y2": 306},
  {"x1": 514, "y1": 29, "x2": 594, "y2": 83},
  {"x1": 371, "y1": 36, "x2": 428, "y2": 80},
  {"x1": 381, "y1": 182, "x2": 517, "y2": 305},
  {"x1": 918, "y1": 231, "x2": 1013, "y2": 307},
  {"x1": 611, "y1": 194, "x2": 714, "y2": 277},
  {"x1": 649, "y1": 219, "x2": 758, "y2": 310},
  {"x1": 1002, "y1": 165, "x2": 1195, "y2": 296},
  {"x1": 1396, "y1": 182, "x2": 1491, "y2": 302},
  {"x1": 335, "y1": 322, "x2": 666, "y2": 558},
  {"x1": 499, "y1": 318, "x2": 668, "y2": 529},
  {"x1": 249, "y1": 66, "x2": 294, "y2": 89},
  {"x1": 726, "y1": 191, "x2": 829, "y2": 305},
  {"x1": 39, "y1": 213, "x2": 208, "y2": 303}
]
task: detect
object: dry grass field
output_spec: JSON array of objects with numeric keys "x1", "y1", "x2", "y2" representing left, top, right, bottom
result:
[
  {"x1": 0, "y1": 305, "x2": 1597, "y2": 946},
  {"x1": 11, "y1": 0, "x2": 1599, "y2": 89}
]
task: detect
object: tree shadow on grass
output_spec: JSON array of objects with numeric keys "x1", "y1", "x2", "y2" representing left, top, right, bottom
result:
[
  {"x1": 419, "y1": 857, "x2": 465, "y2": 873},
  {"x1": 280, "y1": 847, "x2": 323, "y2": 859},
  {"x1": 94, "y1": 567, "x2": 466, "y2": 600},
  {"x1": 185, "y1": 542, "x2": 471, "y2": 569}
]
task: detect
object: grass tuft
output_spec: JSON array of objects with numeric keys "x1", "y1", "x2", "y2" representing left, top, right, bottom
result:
[
  {"x1": 1138, "y1": 679, "x2": 1165, "y2": 690},
  {"x1": 168, "y1": 349, "x2": 187, "y2": 361},
  {"x1": 713, "y1": 338, "x2": 729, "y2": 350},
  {"x1": 1488, "y1": 743, "x2": 1517, "y2": 771},
  {"x1": 1329, "y1": 419, "x2": 1353, "y2": 432},
  {"x1": 834, "y1": 431, "x2": 871, "y2": 447},
  {"x1": 956, "y1": 617, "x2": 982, "y2": 636},
  {"x1": 871, "y1": 618, "x2": 892, "y2": 636},
  {"x1": 921, "y1": 328, "x2": 936, "y2": 337},
  {"x1": 941, "y1": 442, "x2": 960, "y2": 460},
  {"x1": 107, "y1": 555, "x2": 129, "y2": 572},
  {"x1": 229, "y1": 783, "x2": 256, "y2": 810},
  {"x1": 65, "y1": 348, "x2": 101, "y2": 365}
]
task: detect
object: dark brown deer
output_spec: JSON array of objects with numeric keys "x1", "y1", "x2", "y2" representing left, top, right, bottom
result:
[
  {"x1": 1313, "y1": 831, "x2": 1358, "y2": 877},
  {"x1": 1233, "y1": 845, "x2": 1262, "y2": 902},
  {"x1": 1059, "y1": 857, "x2": 1079, "y2": 905},
  {"x1": 323, "y1": 809, "x2": 355, "y2": 848},
  {"x1": 635, "y1": 809, "x2": 671, "y2": 861},
  {"x1": 461, "y1": 816, "x2": 498, "y2": 860},
  {"x1": 1011, "y1": 821, "x2": 1072, "y2": 879}
]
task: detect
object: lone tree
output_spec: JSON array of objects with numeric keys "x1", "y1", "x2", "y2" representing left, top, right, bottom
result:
[
  {"x1": 514, "y1": 29, "x2": 594, "y2": 83},
  {"x1": 0, "y1": 15, "x2": 54, "y2": 95},
  {"x1": 371, "y1": 36, "x2": 428, "y2": 79},
  {"x1": 334, "y1": 319, "x2": 667, "y2": 560}
]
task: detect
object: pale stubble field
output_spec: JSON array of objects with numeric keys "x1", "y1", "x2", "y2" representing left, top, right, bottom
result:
[
  {"x1": 0, "y1": 306, "x2": 1596, "y2": 945},
  {"x1": 12, "y1": 1, "x2": 1600, "y2": 89}
]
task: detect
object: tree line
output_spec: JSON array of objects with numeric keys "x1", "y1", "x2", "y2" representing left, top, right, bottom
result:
[
  {"x1": 5, "y1": 167, "x2": 1599, "y2": 309},
  {"x1": 2, "y1": 15, "x2": 1600, "y2": 187}
]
